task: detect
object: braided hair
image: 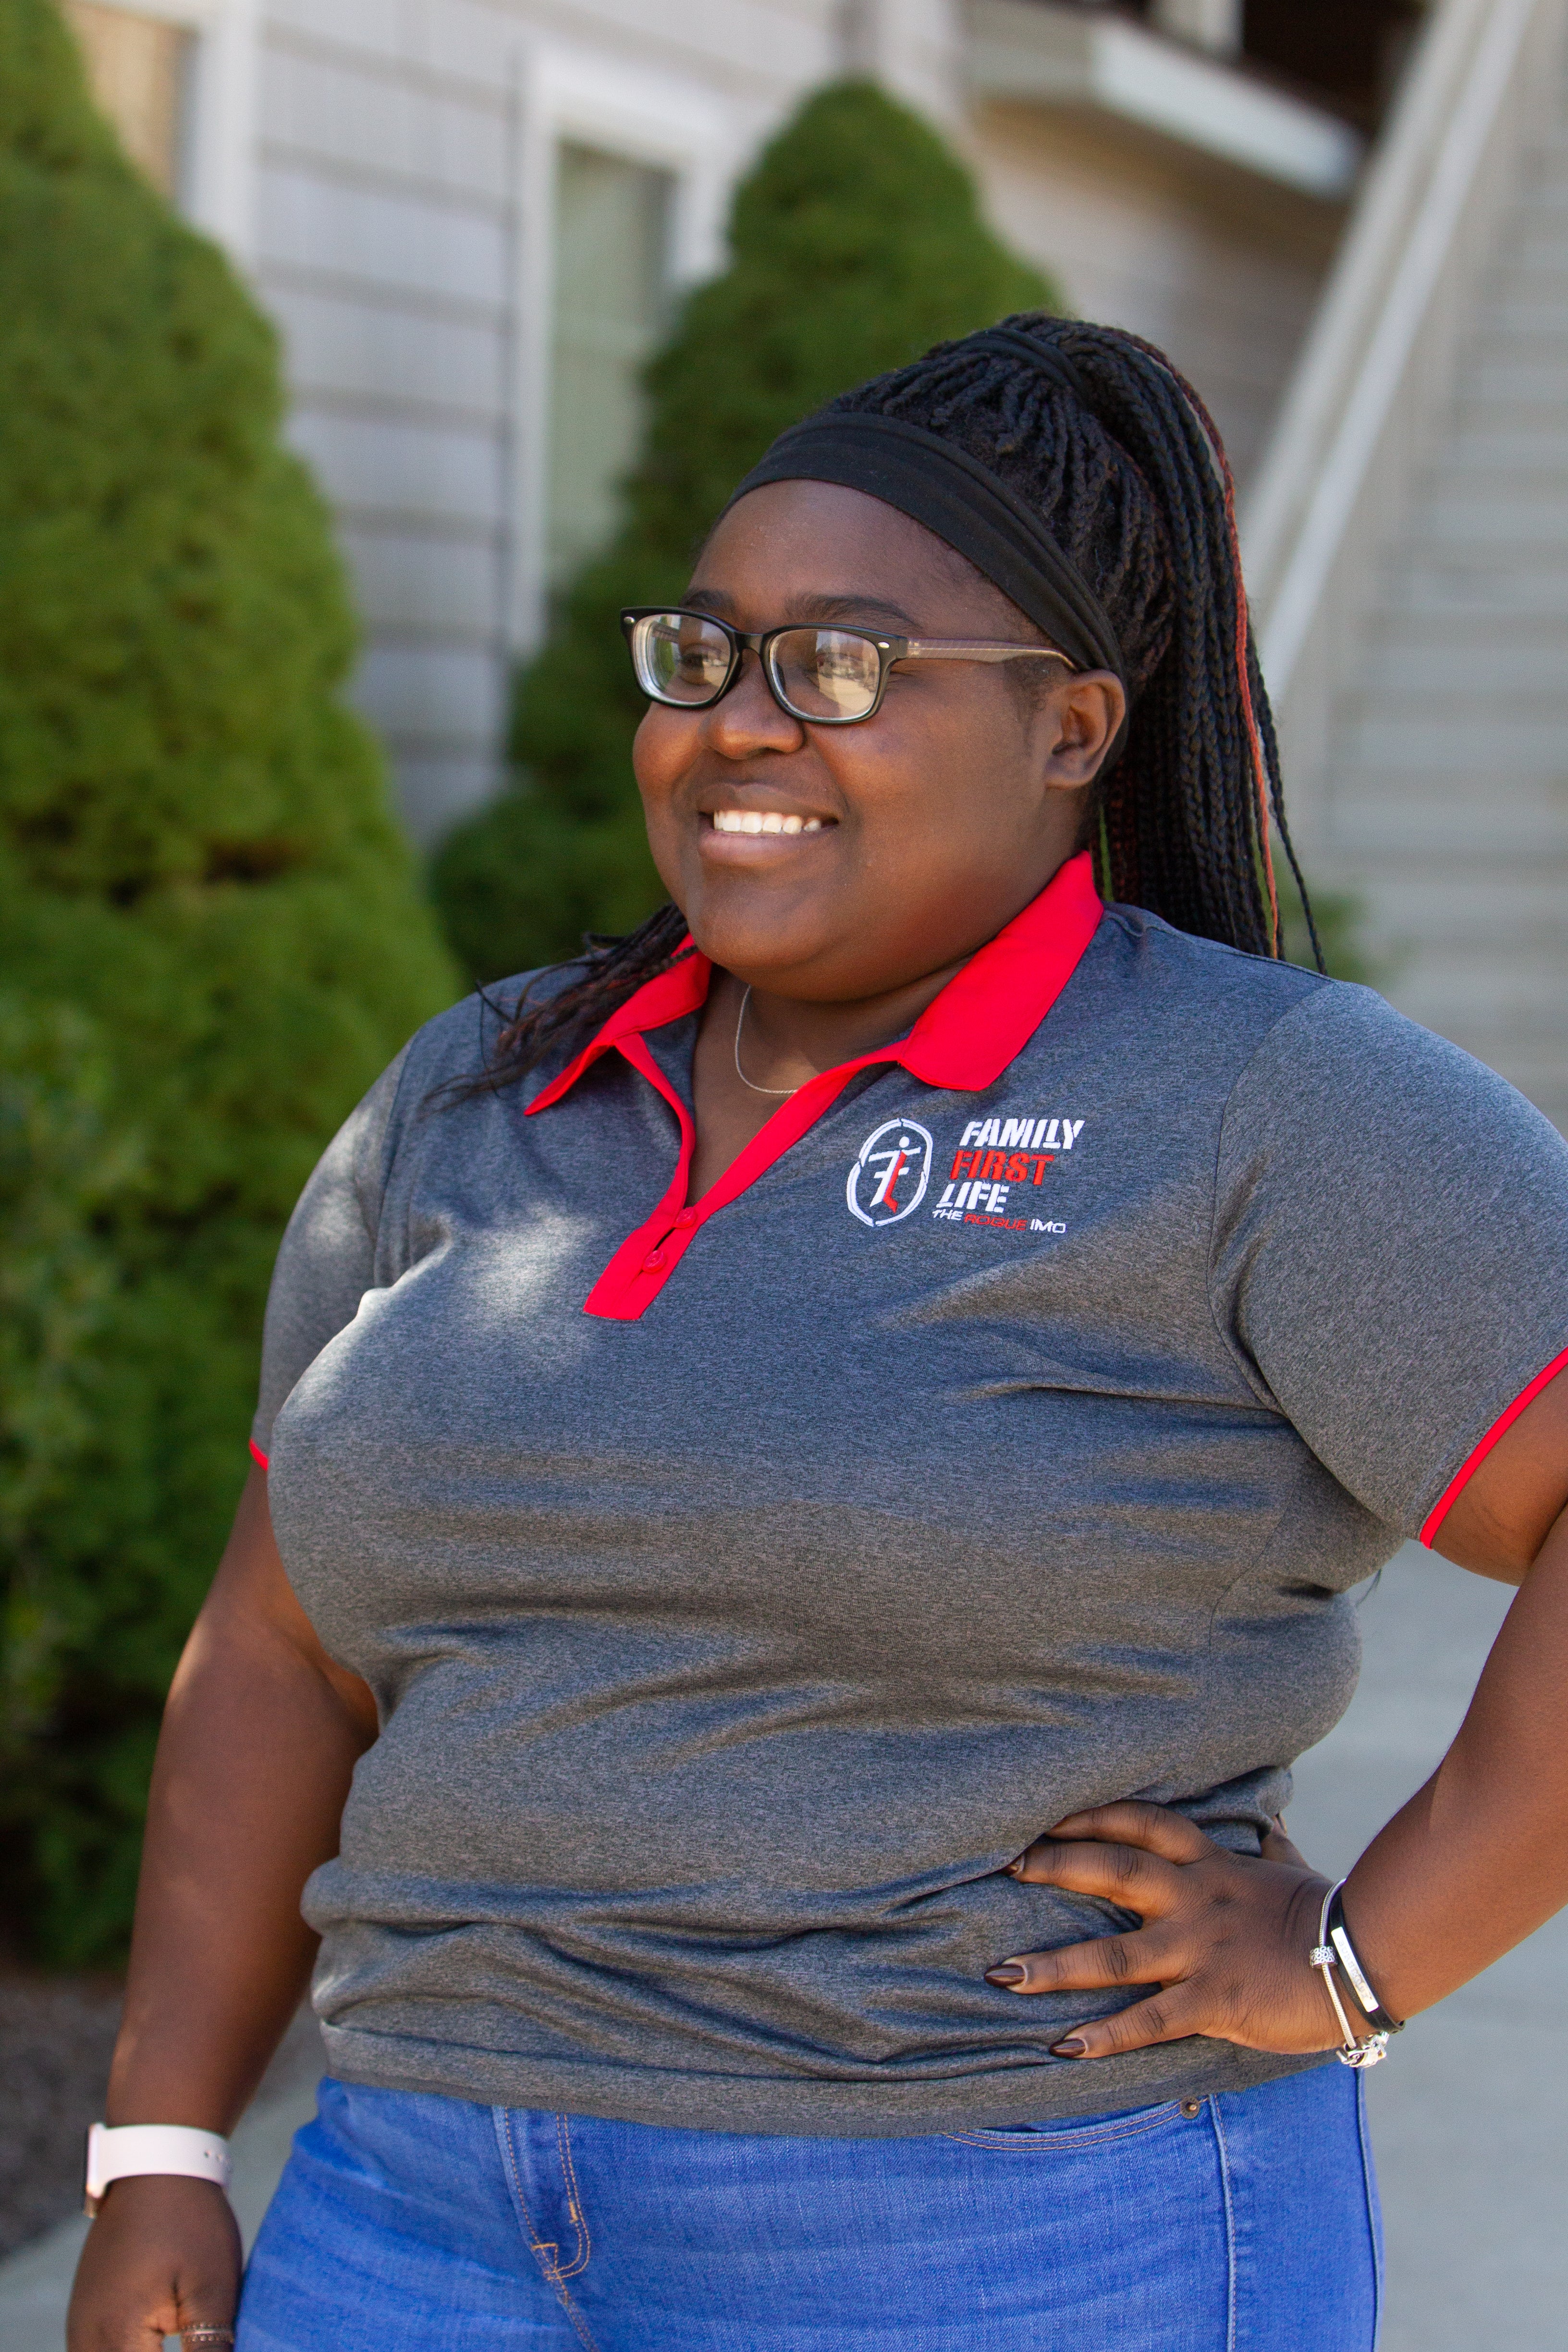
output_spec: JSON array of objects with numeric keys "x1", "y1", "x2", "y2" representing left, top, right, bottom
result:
[{"x1": 482, "y1": 316, "x2": 1321, "y2": 1090}]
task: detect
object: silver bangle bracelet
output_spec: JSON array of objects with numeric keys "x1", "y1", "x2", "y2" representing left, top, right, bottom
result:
[
  {"x1": 1309, "y1": 1878, "x2": 1393, "y2": 2069},
  {"x1": 1327, "y1": 1886, "x2": 1404, "y2": 2035}
]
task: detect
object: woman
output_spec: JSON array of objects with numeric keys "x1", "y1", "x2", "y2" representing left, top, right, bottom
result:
[{"x1": 70, "y1": 320, "x2": 1568, "y2": 2352}]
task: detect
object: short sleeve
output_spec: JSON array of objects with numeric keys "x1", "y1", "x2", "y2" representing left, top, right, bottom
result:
[
  {"x1": 1210, "y1": 984, "x2": 1568, "y2": 1540},
  {"x1": 250, "y1": 1046, "x2": 412, "y2": 1458}
]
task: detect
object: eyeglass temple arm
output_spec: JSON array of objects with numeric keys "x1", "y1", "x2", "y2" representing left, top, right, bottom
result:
[{"x1": 900, "y1": 641, "x2": 1076, "y2": 668}]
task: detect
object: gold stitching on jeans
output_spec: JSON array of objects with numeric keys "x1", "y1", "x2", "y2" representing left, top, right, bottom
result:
[
  {"x1": 943, "y1": 2101, "x2": 1188, "y2": 2153},
  {"x1": 498, "y1": 2109, "x2": 553, "y2": 2266},
  {"x1": 495, "y1": 2109, "x2": 601, "y2": 2352},
  {"x1": 553, "y1": 2112, "x2": 591, "y2": 2279}
]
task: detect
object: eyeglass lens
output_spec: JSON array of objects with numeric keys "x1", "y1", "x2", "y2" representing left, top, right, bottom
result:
[
  {"x1": 636, "y1": 613, "x2": 735, "y2": 705},
  {"x1": 768, "y1": 629, "x2": 882, "y2": 720},
  {"x1": 633, "y1": 614, "x2": 884, "y2": 721}
]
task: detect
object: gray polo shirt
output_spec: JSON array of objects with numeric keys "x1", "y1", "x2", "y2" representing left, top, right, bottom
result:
[{"x1": 254, "y1": 854, "x2": 1568, "y2": 2133}]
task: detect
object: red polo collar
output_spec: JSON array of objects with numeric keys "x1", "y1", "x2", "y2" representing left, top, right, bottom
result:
[{"x1": 528, "y1": 849, "x2": 1103, "y2": 1319}]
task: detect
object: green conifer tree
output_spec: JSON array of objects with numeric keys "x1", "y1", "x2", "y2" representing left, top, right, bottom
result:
[
  {"x1": 431, "y1": 81, "x2": 1057, "y2": 983},
  {"x1": 0, "y1": 0, "x2": 456, "y2": 1960}
]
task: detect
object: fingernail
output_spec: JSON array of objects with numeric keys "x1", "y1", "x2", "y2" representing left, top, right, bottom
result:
[
  {"x1": 1051, "y1": 2036, "x2": 1088, "y2": 2057},
  {"x1": 985, "y1": 1963, "x2": 1028, "y2": 1988},
  {"x1": 1004, "y1": 1857, "x2": 1027, "y2": 1877}
]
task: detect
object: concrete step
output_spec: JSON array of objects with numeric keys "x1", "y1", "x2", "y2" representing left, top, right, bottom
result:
[
  {"x1": 1351, "y1": 610, "x2": 1568, "y2": 678},
  {"x1": 1338, "y1": 658, "x2": 1568, "y2": 704},
  {"x1": 1367, "y1": 606, "x2": 1568, "y2": 653},
  {"x1": 1323, "y1": 795, "x2": 1567, "y2": 860},
  {"x1": 1451, "y1": 394, "x2": 1568, "y2": 436},
  {"x1": 1321, "y1": 760, "x2": 1567, "y2": 845},
  {"x1": 1342, "y1": 910, "x2": 1568, "y2": 989},
  {"x1": 1479, "y1": 258, "x2": 1568, "y2": 293},
  {"x1": 1503, "y1": 168, "x2": 1568, "y2": 212},
  {"x1": 1436, "y1": 427, "x2": 1568, "y2": 472},
  {"x1": 1322, "y1": 869, "x2": 1568, "y2": 956},
  {"x1": 1460, "y1": 356, "x2": 1568, "y2": 403},
  {"x1": 1500, "y1": 224, "x2": 1568, "y2": 268},
  {"x1": 1415, "y1": 495, "x2": 1568, "y2": 546},
  {"x1": 1409, "y1": 533, "x2": 1568, "y2": 579},
  {"x1": 1342, "y1": 655, "x2": 1568, "y2": 699},
  {"x1": 1459, "y1": 320, "x2": 1568, "y2": 363},
  {"x1": 1385, "y1": 560, "x2": 1568, "y2": 615},
  {"x1": 1333, "y1": 708, "x2": 1568, "y2": 771},
  {"x1": 1472, "y1": 287, "x2": 1568, "y2": 333}
]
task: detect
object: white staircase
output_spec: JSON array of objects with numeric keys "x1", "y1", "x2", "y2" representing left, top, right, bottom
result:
[
  {"x1": 1244, "y1": 0, "x2": 1568, "y2": 1135},
  {"x1": 1324, "y1": 116, "x2": 1568, "y2": 1130}
]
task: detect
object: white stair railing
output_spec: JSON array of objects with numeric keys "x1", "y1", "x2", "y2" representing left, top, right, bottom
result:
[{"x1": 1240, "y1": 0, "x2": 1567, "y2": 852}]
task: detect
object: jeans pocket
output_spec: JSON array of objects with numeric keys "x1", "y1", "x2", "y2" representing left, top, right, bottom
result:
[{"x1": 946, "y1": 2097, "x2": 1193, "y2": 2151}]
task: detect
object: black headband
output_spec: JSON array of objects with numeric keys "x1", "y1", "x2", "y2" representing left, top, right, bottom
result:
[
  {"x1": 726, "y1": 401, "x2": 1128, "y2": 713},
  {"x1": 963, "y1": 325, "x2": 1093, "y2": 406}
]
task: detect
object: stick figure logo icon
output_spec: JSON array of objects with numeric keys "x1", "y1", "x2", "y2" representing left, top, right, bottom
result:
[{"x1": 846, "y1": 1118, "x2": 934, "y2": 1228}]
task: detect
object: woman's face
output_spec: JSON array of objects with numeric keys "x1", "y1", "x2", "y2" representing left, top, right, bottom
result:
[{"x1": 633, "y1": 479, "x2": 1125, "y2": 1004}]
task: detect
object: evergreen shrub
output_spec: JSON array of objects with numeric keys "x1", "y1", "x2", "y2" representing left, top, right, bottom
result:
[
  {"x1": 0, "y1": 0, "x2": 456, "y2": 1960},
  {"x1": 431, "y1": 81, "x2": 1057, "y2": 982}
]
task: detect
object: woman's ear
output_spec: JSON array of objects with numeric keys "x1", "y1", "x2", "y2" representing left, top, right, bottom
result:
[{"x1": 1041, "y1": 672, "x2": 1127, "y2": 792}]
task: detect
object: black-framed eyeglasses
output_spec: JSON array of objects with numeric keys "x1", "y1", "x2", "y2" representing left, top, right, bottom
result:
[{"x1": 621, "y1": 607, "x2": 1075, "y2": 727}]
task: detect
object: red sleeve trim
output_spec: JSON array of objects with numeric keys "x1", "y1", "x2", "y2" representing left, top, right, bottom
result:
[
  {"x1": 248, "y1": 1438, "x2": 270, "y2": 1470},
  {"x1": 1420, "y1": 1344, "x2": 1568, "y2": 1548}
]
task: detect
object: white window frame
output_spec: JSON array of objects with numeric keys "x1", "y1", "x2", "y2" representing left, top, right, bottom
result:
[
  {"x1": 507, "y1": 43, "x2": 736, "y2": 656},
  {"x1": 72, "y1": 0, "x2": 259, "y2": 258}
]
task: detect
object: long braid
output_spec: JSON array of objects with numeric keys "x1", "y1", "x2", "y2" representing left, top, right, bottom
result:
[
  {"x1": 831, "y1": 317, "x2": 1312, "y2": 956},
  {"x1": 471, "y1": 903, "x2": 693, "y2": 1096},
  {"x1": 479, "y1": 315, "x2": 1321, "y2": 1092}
]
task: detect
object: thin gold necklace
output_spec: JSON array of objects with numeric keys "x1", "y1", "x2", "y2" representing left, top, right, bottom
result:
[{"x1": 733, "y1": 986, "x2": 799, "y2": 1097}]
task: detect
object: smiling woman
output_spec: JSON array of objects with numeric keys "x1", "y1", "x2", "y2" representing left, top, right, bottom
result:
[{"x1": 69, "y1": 319, "x2": 1568, "y2": 2352}]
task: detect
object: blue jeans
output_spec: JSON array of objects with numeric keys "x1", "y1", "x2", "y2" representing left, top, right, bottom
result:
[{"x1": 237, "y1": 2065, "x2": 1380, "y2": 2351}]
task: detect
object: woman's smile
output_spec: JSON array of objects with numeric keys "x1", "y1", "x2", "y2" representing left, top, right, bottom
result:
[{"x1": 705, "y1": 807, "x2": 830, "y2": 839}]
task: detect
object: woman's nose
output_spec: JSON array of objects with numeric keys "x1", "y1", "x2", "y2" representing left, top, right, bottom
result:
[{"x1": 700, "y1": 649, "x2": 806, "y2": 758}]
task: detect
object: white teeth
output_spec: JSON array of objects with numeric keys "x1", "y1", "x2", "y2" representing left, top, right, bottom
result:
[{"x1": 711, "y1": 809, "x2": 825, "y2": 836}]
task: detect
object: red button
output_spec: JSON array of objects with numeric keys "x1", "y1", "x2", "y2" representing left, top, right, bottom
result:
[
  {"x1": 643, "y1": 1248, "x2": 665, "y2": 1270},
  {"x1": 674, "y1": 1209, "x2": 697, "y2": 1228}
]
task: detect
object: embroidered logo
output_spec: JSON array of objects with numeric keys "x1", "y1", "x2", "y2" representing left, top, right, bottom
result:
[
  {"x1": 847, "y1": 1118, "x2": 934, "y2": 1228},
  {"x1": 930, "y1": 1114, "x2": 1085, "y2": 1236}
]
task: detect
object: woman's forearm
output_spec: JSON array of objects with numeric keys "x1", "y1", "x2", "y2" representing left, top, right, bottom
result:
[
  {"x1": 1342, "y1": 1502, "x2": 1568, "y2": 2023},
  {"x1": 106, "y1": 1467, "x2": 377, "y2": 2132}
]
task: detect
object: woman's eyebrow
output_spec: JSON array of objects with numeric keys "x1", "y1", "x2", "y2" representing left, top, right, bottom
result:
[{"x1": 684, "y1": 587, "x2": 924, "y2": 629}]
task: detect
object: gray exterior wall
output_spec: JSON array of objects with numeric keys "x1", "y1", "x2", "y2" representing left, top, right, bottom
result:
[{"x1": 243, "y1": 0, "x2": 852, "y2": 843}]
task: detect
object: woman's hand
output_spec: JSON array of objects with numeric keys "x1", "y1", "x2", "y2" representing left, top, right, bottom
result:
[
  {"x1": 989, "y1": 1379, "x2": 1568, "y2": 2064},
  {"x1": 985, "y1": 1801, "x2": 1354, "y2": 2060},
  {"x1": 67, "y1": 2178, "x2": 239, "y2": 2350}
]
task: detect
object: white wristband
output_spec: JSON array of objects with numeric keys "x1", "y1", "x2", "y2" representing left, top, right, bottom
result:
[{"x1": 84, "y1": 2122, "x2": 232, "y2": 2216}]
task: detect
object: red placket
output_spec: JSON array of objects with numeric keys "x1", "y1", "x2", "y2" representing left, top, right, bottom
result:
[{"x1": 527, "y1": 853, "x2": 1106, "y2": 1323}]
